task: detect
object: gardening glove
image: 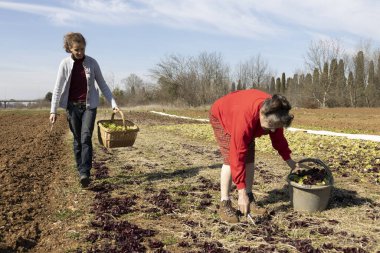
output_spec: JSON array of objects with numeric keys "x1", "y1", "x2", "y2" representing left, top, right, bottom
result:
[
  {"x1": 238, "y1": 189, "x2": 250, "y2": 216},
  {"x1": 113, "y1": 106, "x2": 120, "y2": 113}
]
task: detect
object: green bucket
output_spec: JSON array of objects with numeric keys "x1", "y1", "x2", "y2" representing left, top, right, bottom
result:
[{"x1": 287, "y1": 158, "x2": 334, "y2": 212}]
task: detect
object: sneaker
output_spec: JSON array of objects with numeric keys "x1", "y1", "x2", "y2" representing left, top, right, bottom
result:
[
  {"x1": 247, "y1": 192, "x2": 268, "y2": 216},
  {"x1": 219, "y1": 200, "x2": 239, "y2": 223},
  {"x1": 80, "y1": 174, "x2": 90, "y2": 188}
]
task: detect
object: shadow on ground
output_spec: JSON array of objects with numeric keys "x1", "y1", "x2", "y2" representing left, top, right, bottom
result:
[
  {"x1": 258, "y1": 184, "x2": 377, "y2": 211},
  {"x1": 111, "y1": 163, "x2": 223, "y2": 183}
]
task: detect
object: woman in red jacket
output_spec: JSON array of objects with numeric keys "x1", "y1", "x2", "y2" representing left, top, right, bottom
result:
[{"x1": 210, "y1": 89, "x2": 297, "y2": 223}]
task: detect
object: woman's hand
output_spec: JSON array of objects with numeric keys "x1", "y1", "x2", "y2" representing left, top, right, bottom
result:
[
  {"x1": 286, "y1": 159, "x2": 313, "y2": 171},
  {"x1": 238, "y1": 188, "x2": 250, "y2": 216},
  {"x1": 286, "y1": 159, "x2": 297, "y2": 170},
  {"x1": 49, "y1": 113, "x2": 57, "y2": 124},
  {"x1": 113, "y1": 106, "x2": 120, "y2": 113}
]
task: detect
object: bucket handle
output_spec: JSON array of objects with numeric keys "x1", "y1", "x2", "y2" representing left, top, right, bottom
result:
[
  {"x1": 110, "y1": 110, "x2": 126, "y2": 131},
  {"x1": 291, "y1": 158, "x2": 334, "y2": 185}
]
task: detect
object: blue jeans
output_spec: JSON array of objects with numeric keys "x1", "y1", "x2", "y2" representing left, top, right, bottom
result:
[{"x1": 66, "y1": 102, "x2": 97, "y2": 176}]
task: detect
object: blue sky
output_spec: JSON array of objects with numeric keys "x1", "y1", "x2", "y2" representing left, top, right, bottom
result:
[{"x1": 1, "y1": 0, "x2": 380, "y2": 99}]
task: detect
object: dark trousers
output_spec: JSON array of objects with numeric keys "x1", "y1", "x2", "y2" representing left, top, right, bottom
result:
[{"x1": 66, "y1": 102, "x2": 97, "y2": 176}]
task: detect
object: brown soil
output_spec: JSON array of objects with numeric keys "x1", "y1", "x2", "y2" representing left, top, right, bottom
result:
[
  {"x1": 292, "y1": 107, "x2": 380, "y2": 135},
  {"x1": 0, "y1": 111, "x2": 72, "y2": 252}
]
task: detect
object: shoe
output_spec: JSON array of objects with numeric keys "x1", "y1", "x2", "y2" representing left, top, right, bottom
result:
[
  {"x1": 247, "y1": 192, "x2": 268, "y2": 216},
  {"x1": 80, "y1": 174, "x2": 90, "y2": 188},
  {"x1": 219, "y1": 200, "x2": 239, "y2": 223}
]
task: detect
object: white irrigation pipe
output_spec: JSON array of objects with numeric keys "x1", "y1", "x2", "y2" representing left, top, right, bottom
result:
[
  {"x1": 150, "y1": 111, "x2": 210, "y2": 122},
  {"x1": 150, "y1": 111, "x2": 380, "y2": 142},
  {"x1": 286, "y1": 128, "x2": 380, "y2": 142}
]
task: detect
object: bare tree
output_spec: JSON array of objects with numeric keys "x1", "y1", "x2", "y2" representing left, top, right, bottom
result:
[
  {"x1": 122, "y1": 73, "x2": 144, "y2": 92},
  {"x1": 120, "y1": 73, "x2": 146, "y2": 104},
  {"x1": 235, "y1": 62, "x2": 250, "y2": 88},
  {"x1": 104, "y1": 71, "x2": 117, "y2": 91},
  {"x1": 235, "y1": 54, "x2": 272, "y2": 89},
  {"x1": 197, "y1": 52, "x2": 230, "y2": 104},
  {"x1": 150, "y1": 54, "x2": 186, "y2": 103},
  {"x1": 150, "y1": 52, "x2": 230, "y2": 106},
  {"x1": 304, "y1": 39, "x2": 344, "y2": 72}
]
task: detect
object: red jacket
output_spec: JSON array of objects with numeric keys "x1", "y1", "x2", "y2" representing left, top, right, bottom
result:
[{"x1": 211, "y1": 89, "x2": 292, "y2": 189}]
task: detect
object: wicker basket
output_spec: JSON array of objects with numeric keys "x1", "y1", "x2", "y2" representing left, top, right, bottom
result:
[{"x1": 97, "y1": 111, "x2": 139, "y2": 148}]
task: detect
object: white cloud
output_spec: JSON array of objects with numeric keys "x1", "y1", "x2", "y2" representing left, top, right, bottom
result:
[
  {"x1": 138, "y1": 0, "x2": 282, "y2": 37},
  {"x1": 0, "y1": 1, "x2": 80, "y2": 25},
  {"x1": 253, "y1": 0, "x2": 380, "y2": 40},
  {"x1": 1, "y1": 0, "x2": 380, "y2": 40},
  {"x1": 72, "y1": 0, "x2": 130, "y2": 13}
]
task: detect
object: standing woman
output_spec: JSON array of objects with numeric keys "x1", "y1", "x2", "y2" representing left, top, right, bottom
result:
[
  {"x1": 209, "y1": 89, "x2": 297, "y2": 223},
  {"x1": 50, "y1": 32, "x2": 120, "y2": 188}
]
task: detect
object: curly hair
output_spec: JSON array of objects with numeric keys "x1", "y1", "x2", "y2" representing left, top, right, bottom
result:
[
  {"x1": 63, "y1": 32, "x2": 86, "y2": 53},
  {"x1": 261, "y1": 94, "x2": 294, "y2": 127}
]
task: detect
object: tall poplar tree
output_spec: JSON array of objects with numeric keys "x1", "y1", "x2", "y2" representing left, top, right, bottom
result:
[
  {"x1": 312, "y1": 68, "x2": 320, "y2": 106},
  {"x1": 281, "y1": 72, "x2": 286, "y2": 94},
  {"x1": 337, "y1": 59, "x2": 347, "y2": 106},
  {"x1": 329, "y1": 59, "x2": 338, "y2": 107},
  {"x1": 275, "y1": 78, "x2": 281, "y2": 93},
  {"x1": 353, "y1": 51, "x2": 366, "y2": 107},
  {"x1": 347, "y1": 71, "x2": 355, "y2": 107},
  {"x1": 375, "y1": 55, "x2": 380, "y2": 106},
  {"x1": 286, "y1": 77, "x2": 293, "y2": 101},
  {"x1": 237, "y1": 79, "x2": 242, "y2": 90},
  {"x1": 302, "y1": 73, "x2": 314, "y2": 107},
  {"x1": 231, "y1": 82, "x2": 236, "y2": 92},
  {"x1": 366, "y1": 60, "x2": 376, "y2": 106},
  {"x1": 320, "y1": 62, "x2": 329, "y2": 107},
  {"x1": 270, "y1": 77, "x2": 276, "y2": 93}
]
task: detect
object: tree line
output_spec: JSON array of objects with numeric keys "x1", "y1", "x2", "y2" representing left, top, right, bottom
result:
[
  {"x1": 271, "y1": 49, "x2": 380, "y2": 108},
  {"x1": 45, "y1": 39, "x2": 380, "y2": 108}
]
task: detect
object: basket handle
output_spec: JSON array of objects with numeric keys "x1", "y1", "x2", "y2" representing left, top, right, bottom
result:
[
  {"x1": 110, "y1": 110, "x2": 126, "y2": 131},
  {"x1": 291, "y1": 158, "x2": 334, "y2": 184}
]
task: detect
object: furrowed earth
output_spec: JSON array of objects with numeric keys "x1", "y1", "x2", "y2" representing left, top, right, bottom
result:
[{"x1": 0, "y1": 108, "x2": 379, "y2": 253}]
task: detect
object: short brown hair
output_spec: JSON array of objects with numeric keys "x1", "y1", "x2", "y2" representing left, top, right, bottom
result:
[
  {"x1": 261, "y1": 94, "x2": 294, "y2": 127},
  {"x1": 63, "y1": 32, "x2": 86, "y2": 53}
]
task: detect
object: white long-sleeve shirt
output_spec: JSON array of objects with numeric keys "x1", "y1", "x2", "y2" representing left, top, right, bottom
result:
[{"x1": 50, "y1": 55, "x2": 117, "y2": 113}]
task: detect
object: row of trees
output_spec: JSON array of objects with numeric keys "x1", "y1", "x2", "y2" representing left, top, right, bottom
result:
[
  {"x1": 265, "y1": 49, "x2": 380, "y2": 108},
  {"x1": 95, "y1": 39, "x2": 380, "y2": 108}
]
